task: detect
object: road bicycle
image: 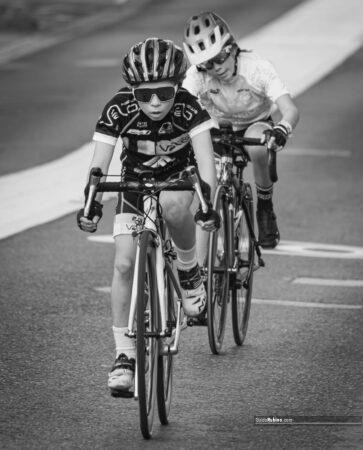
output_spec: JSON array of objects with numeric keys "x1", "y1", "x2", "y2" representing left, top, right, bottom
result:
[
  {"x1": 84, "y1": 166, "x2": 209, "y2": 439},
  {"x1": 204, "y1": 125, "x2": 277, "y2": 354}
]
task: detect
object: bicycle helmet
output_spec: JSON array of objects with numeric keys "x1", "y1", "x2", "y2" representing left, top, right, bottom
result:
[
  {"x1": 183, "y1": 12, "x2": 233, "y2": 65},
  {"x1": 122, "y1": 37, "x2": 187, "y2": 85}
]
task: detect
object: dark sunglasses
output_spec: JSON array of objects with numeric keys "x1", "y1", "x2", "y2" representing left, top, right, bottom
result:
[
  {"x1": 198, "y1": 44, "x2": 233, "y2": 70},
  {"x1": 133, "y1": 86, "x2": 177, "y2": 103}
]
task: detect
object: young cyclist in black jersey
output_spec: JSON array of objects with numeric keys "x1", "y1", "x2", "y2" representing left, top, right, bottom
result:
[
  {"x1": 183, "y1": 12, "x2": 300, "y2": 249},
  {"x1": 76, "y1": 38, "x2": 219, "y2": 396}
]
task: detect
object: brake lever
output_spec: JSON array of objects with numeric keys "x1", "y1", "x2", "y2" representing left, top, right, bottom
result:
[
  {"x1": 182, "y1": 166, "x2": 210, "y2": 214},
  {"x1": 84, "y1": 167, "x2": 103, "y2": 218}
]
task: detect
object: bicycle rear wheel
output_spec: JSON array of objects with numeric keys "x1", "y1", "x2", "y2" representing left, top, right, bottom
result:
[
  {"x1": 136, "y1": 231, "x2": 159, "y2": 439},
  {"x1": 207, "y1": 184, "x2": 230, "y2": 354},
  {"x1": 157, "y1": 264, "x2": 176, "y2": 425},
  {"x1": 231, "y1": 184, "x2": 254, "y2": 346}
]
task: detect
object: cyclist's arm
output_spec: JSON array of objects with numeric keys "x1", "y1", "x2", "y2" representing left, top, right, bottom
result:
[
  {"x1": 191, "y1": 129, "x2": 217, "y2": 201},
  {"x1": 86, "y1": 140, "x2": 115, "y2": 202},
  {"x1": 275, "y1": 93, "x2": 300, "y2": 132}
]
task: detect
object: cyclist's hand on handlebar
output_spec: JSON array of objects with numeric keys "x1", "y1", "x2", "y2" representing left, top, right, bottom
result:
[
  {"x1": 263, "y1": 123, "x2": 289, "y2": 151},
  {"x1": 194, "y1": 205, "x2": 220, "y2": 232},
  {"x1": 77, "y1": 200, "x2": 103, "y2": 233}
]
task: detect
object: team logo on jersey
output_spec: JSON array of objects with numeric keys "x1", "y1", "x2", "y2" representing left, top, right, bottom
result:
[
  {"x1": 137, "y1": 121, "x2": 148, "y2": 128},
  {"x1": 158, "y1": 122, "x2": 173, "y2": 135},
  {"x1": 237, "y1": 88, "x2": 250, "y2": 93},
  {"x1": 209, "y1": 89, "x2": 220, "y2": 94},
  {"x1": 127, "y1": 129, "x2": 151, "y2": 135},
  {"x1": 174, "y1": 103, "x2": 197, "y2": 121}
]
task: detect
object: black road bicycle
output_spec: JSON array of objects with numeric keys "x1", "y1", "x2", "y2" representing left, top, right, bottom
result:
[{"x1": 205, "y1": 125, "x2": 277, "y2": 354}]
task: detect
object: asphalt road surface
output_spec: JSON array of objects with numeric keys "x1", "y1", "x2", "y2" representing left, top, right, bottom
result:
[{"x1": 0, "y1": 0, "x2": 362, "y2": 448}]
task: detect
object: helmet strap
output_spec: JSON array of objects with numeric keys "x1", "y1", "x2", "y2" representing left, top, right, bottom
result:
[{"x1": 232, "y1": 47, "x2": 241, "y2": 77}]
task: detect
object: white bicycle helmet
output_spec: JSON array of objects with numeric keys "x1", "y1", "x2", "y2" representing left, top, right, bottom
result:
[
  {"x1": 122, "y1": 37, "x2": 187, "y2": 85},
  {"x1": 183, "y1": 12, "x2": 233, "y2": 65}
]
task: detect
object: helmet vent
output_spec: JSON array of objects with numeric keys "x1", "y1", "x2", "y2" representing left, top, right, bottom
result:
[
  {"x1": 198, "y1": 41, "x2": 205, "y2": 51},
  {"x1": 210, "y1": 32, "x2": 216, "y2": 44},
  {"x1": 205, "y1": 18, "x2": 210, "y2": 27},
  {"x1": 194, "y1": 25, "x2": 200, "y2": 35},
  {"x1": 220, "y1": 26, "x2": 225, "y2": 36}
]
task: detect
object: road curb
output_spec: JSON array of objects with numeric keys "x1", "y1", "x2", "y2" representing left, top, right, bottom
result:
[{"x1": 0, "y1": 0, "x2": 153, "y2": 65}]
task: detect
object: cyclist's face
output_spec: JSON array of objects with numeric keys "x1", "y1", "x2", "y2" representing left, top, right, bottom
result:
[
  {"x1": 134, "y1": 81, "x2": 177, "y2": 121},
  {"x1": 199, "y1": 45, "x2": 236, "y2": 82}
]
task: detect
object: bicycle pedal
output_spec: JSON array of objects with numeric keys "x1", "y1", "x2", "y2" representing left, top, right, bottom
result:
[
  {"x1": 110, "y1": 389, "x2": 134, "y2": 399},
  {"x1": 187, "y1": 314, "x2": 207, "y2": 327}
]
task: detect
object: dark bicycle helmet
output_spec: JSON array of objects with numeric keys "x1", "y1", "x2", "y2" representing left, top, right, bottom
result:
[
  {"x1": 122, "y1": 37, "x2": 188, "y2": 85},
  {"x1": 183, "y1": 12, "x2": 234, "y2": 65}
]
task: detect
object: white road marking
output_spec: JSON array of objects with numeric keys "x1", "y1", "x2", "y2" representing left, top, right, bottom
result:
[
  {"x1": 95, "y1": 286, "x2": 111, "y2": 293},
  {"x1": 94, "y1": 286, "x2": 362, "y2": 309},
  {"x1": 293, "y1": 277, "x2": 363, "y2": 287},
  {"x1": 1, "y1": 0, "x2": 363, "y2": 240},
  {"x1": 0, "y1": 140, "x2": 122, "y2": 240},
  {"x1": 88, "y1": 235, "x2": 114, "y2": 244},
  {"x1": 88, "y1": 235, "x2": 363, "y2": 260},
  {"x1": 0, "y1": 2, "x2": 132, "y2": 65},
  {"x1": 240, "y1": 0, "x2": 363, "y2": 97},
  {"x1": 263, "y1": 241, "x2": 363, "y2": 260},
  {"x1": 253, "y1": 298, "x2": 362, "y2": 309}
]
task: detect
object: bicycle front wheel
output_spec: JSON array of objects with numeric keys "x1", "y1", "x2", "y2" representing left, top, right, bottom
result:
[
  {"x1": 136, "y1": 231, "x2": 159, "y2": 439},
  {"x1": 231, "y1": 184, "x2": 254, "y2": 346},
  {"x1": 157, "y1": 264, "x2": 176, "y2": 425},
  {"x1": 207, "y1": 184, "x2": 230, "y2": 354}
]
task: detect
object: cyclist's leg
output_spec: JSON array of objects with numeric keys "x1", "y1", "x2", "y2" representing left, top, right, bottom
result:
[
  {"x1": 108, "y1": 194, "x2": 142, "y2": 395},
  {"x1": 244, "y1": 122, "x2": 280, "y2": 248},
  {"x1": 159, "y1": 190, "x2": 206, "y2": 317},
  {"x1": 190, "y1": 193, "x2": 209, "y2": 267}
]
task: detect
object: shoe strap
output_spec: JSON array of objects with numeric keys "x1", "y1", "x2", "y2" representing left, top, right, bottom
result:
[{"x1": 177, "y1": 265, "x2": 202, "y2": 290}]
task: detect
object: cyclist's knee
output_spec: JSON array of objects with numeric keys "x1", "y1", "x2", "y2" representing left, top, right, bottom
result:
[
  {"x1": 164, "y1": 203, "x2": 189, "y2": 224},
  {"x1": 245, "y1": 121, "x2": 271, "y2": 138},
  {"x1": 160, "y1": 193, "x2": 192, "y2": 224},
  {"x1": 114, "y1": 255, "x2": 134, "y2": 280},
  {"x1": 244, "y1": 122, "x2": 271, "y2": 163}
]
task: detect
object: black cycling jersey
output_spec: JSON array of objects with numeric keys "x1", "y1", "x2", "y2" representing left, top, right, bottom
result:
[{"x1": 93, "y1": 86, "x2": 214, "y2": 178}]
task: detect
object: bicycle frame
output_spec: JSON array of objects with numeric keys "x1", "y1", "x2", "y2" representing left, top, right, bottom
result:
[
  {"x1": 127, "y1": 193, "x2": 184, "y2": 355},
  {"x1": 217, "y1": 148, "x2": 262, "y2": 270}
]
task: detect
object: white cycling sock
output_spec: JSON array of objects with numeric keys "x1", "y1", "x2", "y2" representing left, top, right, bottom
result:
[
  {"x1": 174, "y1": 244, "x2": 197, "y2": 271},
  {"x1": 112, "y1": 326, "x2": 136, "y2": 359}
]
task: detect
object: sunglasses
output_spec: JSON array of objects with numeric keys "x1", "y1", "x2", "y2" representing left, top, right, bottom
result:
[
  {"x1": 198, "y1": 44, "x2": 233, "y2": 70},
  {"x1": 133, "y1": 86, "x2": 177, "y2": 103}
]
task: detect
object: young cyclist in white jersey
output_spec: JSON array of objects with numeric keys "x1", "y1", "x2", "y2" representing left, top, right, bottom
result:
[
  {"x1": 76, "y1": 38, "x2": 219, "y2": 396},
  {"x1": 182, "y1": 12, "x2": 300, "y2": 248}
]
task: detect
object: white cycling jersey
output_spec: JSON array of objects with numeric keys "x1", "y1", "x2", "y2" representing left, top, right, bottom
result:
[{"x1": 182, "y1": 50, "x2": 289, "y2": 130}]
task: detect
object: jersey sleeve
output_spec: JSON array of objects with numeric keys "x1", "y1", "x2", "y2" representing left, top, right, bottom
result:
[
  {"x1": 182, "y1": 66, "x2": 203, "y2": 97},
  {"x1": 256, "y1": 59, "x2": 289, "y2": 102},
  {"x1": 93, "y1": 91, "x2": 127, "y2": 146},
  {"x1": 179, "y1": 91, "x2": 215, "y2": 138}
]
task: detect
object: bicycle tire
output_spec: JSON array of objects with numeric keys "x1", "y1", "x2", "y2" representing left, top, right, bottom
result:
[
  {"x1": 207, "y1": 184, "x2": 230, "y2": 354},
  {"x1": 157, "y1": 265, "x2": 176, "y2": 425},
  {"x1": 231, "y1": 184, "x2": 254, "y2": 345},
  {"x1": 136, "y1": 231, "x2": 159, "y2": 439}
]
